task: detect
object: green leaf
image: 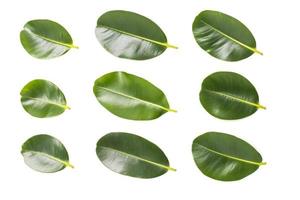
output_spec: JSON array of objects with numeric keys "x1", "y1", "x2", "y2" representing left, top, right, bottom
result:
[
  {"x1": 20, "y1": 19, "x2": 78, "y2": 59},
  {"x1": 20, "y1": 79, "x2": 70, "y2": 118},
  {"x1": 192, "y1": 132, "x2": 266, "y2": 181},
  {"x1": 21, "y1": 134, "x2": 73, "y2": 173},
  {"x1": 96, "y1": 132, "x2": 175, "y2": 178},
  {"x1": 192, "y1": 10, "x2": 262, "y2": 61},
  {"x1": 200, "y1": 71, "x2": 265, "y2": 120},
  {"x1": 93, "y1": 71, "x2": 176, "y2": 120},
  {"x1": 95, "y1": 10, "x2": 177, "y2": 60}
]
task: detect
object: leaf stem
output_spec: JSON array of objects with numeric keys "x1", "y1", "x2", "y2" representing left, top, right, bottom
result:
[
  {"x1": 70, "y1": 44, "x2": 79, "y2": 49},
  {"x1": 64, "y1": 105, "x2": 71, "y2": 110},
  {"x1": 167, "y1": 166, "x2": 177, "y2": 171},
  {"x1": 259, "y1": 162, "x2": 267, "y2": 166},
  {"x1": 65, "y1": 162, "x2": 75, "y2": 168},
  {"x1": 253, "y1": 48, "x2": 263, "y2": 55},
  {"x1": 164, "y1": 43, "x2": 178, "y2": 49},
  {"x1": 167, "y1": 108, "x2": 177, "y2": 112},
  {"x1": 257, "y1": 104, "x2": 266, "y2": 110}
]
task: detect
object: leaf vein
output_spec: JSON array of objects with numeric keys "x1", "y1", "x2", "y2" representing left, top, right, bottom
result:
[
  {"x1": 100, "y1": 146, "x2": 176, "y2": 171},
  {"x1": 199, "y1": 20, "x2": 262, "y2": 55},
  {"x1": 95, "y1": 86, "x2": 175, "y2": 112},
  {"x1": 195, "y1": 144, "x2": 266, "y2": 166}
]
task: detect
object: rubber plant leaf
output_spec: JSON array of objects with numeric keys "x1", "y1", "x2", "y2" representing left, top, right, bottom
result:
[
  {"x1": 21, "y1": 134, "x2": 73, "y2": 173},
  {"x1": 93, "y1": 71, "x2": 176, "y2": 120},
  {"x1": 192, "y1": 10, "x2": 262, "y2": 61},
  {"x1": 20, "y1": 19, "x2": 78, "y2": 59},
  {"x1": 200, "y1": 71, "x2": 265, "y2": 120},
  {"x1": 96, "y1": 132, "x2": 175, "y2": 178},
  {"x1": 95, "y1": 10, "x2": 177, "y2": 60},
  {"x1": 20, "y1": 79, "x2": 70, "y2": 118},
  {"x1": 192, "y1": 132, "x2": 266, "y2": 181}
]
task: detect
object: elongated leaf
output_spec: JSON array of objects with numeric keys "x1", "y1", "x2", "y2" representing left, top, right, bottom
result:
[
  {"x1": 93, "y1": 71, "x2": 176, "y2": 120},
  {"x1": 200, "y1": 71, "x2": 265, "y2": 119},
  {"x1": 192, "y1": 132, "x2": 266, "y2": 181},
  {"x1": 95, "y1": 10, "x2": 177, "y2": 60},
  {"x1": 21, "y1": 134, "x2": 73, "y2": 173},
  {"x1": 20, "y1": 79, "x2": 70, "y2": 118},
  {"x1": 96, "y1": 132, "x2": 175, "y2": 178},
  {"x1": 193, "y1": 10, "x2": 262, "y2": 61},
  {"x1": 20, "y1": 19, "x2": 78, "y2": 59}
]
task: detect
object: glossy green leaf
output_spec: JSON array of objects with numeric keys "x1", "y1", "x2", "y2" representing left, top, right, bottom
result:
[
  {"x1": 20, "y1": 79, "x2": 70, "y2": 118},
  {"x1": 20, "y1": 19, "x2": 78, "y2": 59},
  {"x1": 21, "y1": 134, "x2": 73, "y2": 173},
  {"x1": 95, "y1": 10, "x2": 177, "y2": 60},
  {"x1": 192, "y1": 10, "x2": 262, "y2": 61},
  {"x1": 192, "y1": 132, "x2": 266, "y2": 181},
  {"x1": 96, "y1": 132, "x2": 175, "y2": 178},
  {"x1": 200, "y1": 71, "x2": 265, "y2": 120},
  {"x1": 93, "y1": 71, "x2": 176, "y2": 120}
]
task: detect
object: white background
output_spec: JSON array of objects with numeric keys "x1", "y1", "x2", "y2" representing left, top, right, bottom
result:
[{"x1": 0, "y1": 0, "x2": 298, "y2": 199}]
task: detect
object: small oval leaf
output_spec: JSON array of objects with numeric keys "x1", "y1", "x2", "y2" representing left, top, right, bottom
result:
[
  {"x1": 20, "y1": 79, "x2": 70, "y2": 118},
  {"x1": 21, "y1": 134, "x2": 73, "y2": 173},
  {"x1": 200, "y1": 71, "x2": 265, "y2": 120},
  {"x1": 93, "y1": 71, "x2": 176, "y2": 120},
  {"x1": 20, "y1": 19, "x2": 78, "y2": 59},
  {"x1": 95, "y1": 10, "x2": 177, "y2": 60},
  {"x1": 192, "y1": 132, "x2": 266, "y2": 181},
  {"x1": 192, "y1": 10, "x2": 262, "y2": 61},
  {"x1": 96, "y1": 132, "x2": 175, "y2": 178}
]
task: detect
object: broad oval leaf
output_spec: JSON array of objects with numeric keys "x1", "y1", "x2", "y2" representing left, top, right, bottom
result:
[
  {"x1": 20, "y1": 19, "x2": 78, "y2": 59},
  {"x1": 93, "y1": 71, "x2": 176, "y2": 120},
  {"x1": 192, "y1": 10, "x2": 262, "y2": 61},
  {"x1": 21, "y1": 134, "x2": 73, "y2": 173},
  {"x1": 20, "y1": 79, "x2": 70, "y2": 118},
  {"x1": 95, "y1": 10, "x2": 177, "y2": 60},
  {"x1": 192, "y1": 132, "x2": 266, "y2": 181},
  {"x1": 96, "y1": 132, "x2": 175, "y2": 178},
  {"x1": 200, "y1": 71, "x2": 265, "y2": 120}
]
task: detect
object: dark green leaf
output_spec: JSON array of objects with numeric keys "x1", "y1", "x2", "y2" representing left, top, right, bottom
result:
[
  {"x1": 200, "y1": 71, "x2": 265, "y2": 120},
  {"x1": 96, "y1": 132, "x2": 175, "y2": 178},
  {"x1": 192, "y1": 132, "x2": 266, "y2": 181},
  {"x1": 93, "y1": 71, "x2": 176, "y2": 120},
  {"x1": 192, "y1": 10, "x2": 262, "y2": 61},
  {"x1": 95, "y1": 10, "x2": 177, "y2": 60},
  {"x1": 20, "y1": 79, "x2": 70, "y2": 118},
  {"x1": 21, "y1": 134, "x2": 73, "y2": 173},
  {"x1": 20, "y1": 19, "x2": 78, "y2": 59}
]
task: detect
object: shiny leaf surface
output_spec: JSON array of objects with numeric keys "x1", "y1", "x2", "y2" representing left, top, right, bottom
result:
[
  {"x1": 96, "y1": 132, "x2": 175, "y2": 178},
  {"x1": 20, "y1": 79, "x2": 70, "y2": 118},
  {"x1": 93, "y1": 71, "x2": 176, "y2": 120},
  {"x1": 21, "y1": 134, "x2": 73, "y2": 173},
  {"x1": 95, "y1": 10, "x2": 177, "y2": 60},
  {"x1": 193, "y1": 10, "x2": 262, "y2": 61},
  {"x1": 200, "y1": 71, "x2": 265, "y2": 120},
  {"x1": 192, "y1": 132, "x2": 266, "y2": 181},
  {"x1": 20, "y1": 19, "x2": 78, "y2": 59}
]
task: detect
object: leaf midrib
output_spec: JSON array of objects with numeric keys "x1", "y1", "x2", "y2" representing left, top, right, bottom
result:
[
  {"x1": 100, "y1": 146, "x2": 176, "y2": 171},
  {"x1": 21, "y1": 96, "x2": 70, "y2": 110},
  {"x1": 199, "y1": 20, "x2": 262, "y2": 55},
  {"x1": 195, "y1": 144, "x2": 266, "y2": 166},
  {"x1": 22, "y1": 150, "x2": 74, "y2": 168},
  {"x1": 95, "y1": 86, "x2": 175, "y2": 112},
  {"x1": 203, "y1": 89, "x2": 266, "y2": 109},
  {"x1": 23, "y1": 27, "x2": 78, "y2": 49},
  {"x1": 98, "y1": 25, "x2": 177, "y2": 49}
]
